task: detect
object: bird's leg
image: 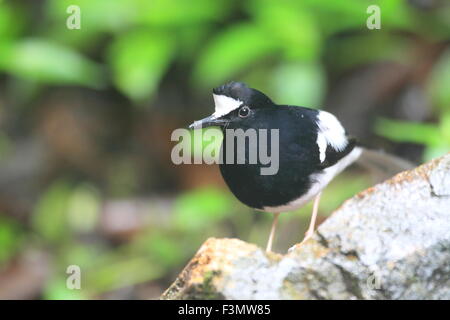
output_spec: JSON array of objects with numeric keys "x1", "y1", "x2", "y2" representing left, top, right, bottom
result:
[
  {"x1": 301, "y1": 192, "x2": 322, "y2": 244},
  {"x1": 266, "y1": 212, "x2": 280, "y2": 252}
]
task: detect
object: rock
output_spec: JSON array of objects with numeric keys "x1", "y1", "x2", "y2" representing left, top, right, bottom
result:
[{"x1": 161, "y1": 153, "x2": 450, "y2": 300}]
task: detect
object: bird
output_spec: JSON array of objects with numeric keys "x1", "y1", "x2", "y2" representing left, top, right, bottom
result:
[{"x1": 189, "y1": 81, "x2": 412, "y2": 252}]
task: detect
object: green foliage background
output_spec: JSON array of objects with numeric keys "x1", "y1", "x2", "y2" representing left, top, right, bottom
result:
[{"x1": 0, "y1": 0, "x2": 448, "y2": 299}]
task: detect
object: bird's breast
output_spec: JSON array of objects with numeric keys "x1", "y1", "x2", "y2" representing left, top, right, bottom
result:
[{"x1": 219, "y1": 128, "x2": 320, "y2": 210}]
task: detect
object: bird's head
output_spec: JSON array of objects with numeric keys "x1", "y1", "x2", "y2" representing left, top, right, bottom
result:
[{"x1": 189, "y1": 82, "x2": 275, "y2": 129}]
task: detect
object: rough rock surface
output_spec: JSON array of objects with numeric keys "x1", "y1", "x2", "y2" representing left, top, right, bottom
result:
[{"x1": 161, "y1": 153, "x2": 450, "y2": 300}]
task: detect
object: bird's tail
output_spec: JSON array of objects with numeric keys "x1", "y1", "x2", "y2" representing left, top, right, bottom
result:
[{"x1": 355, "y1": 147, "x2": 415, "y2": 182}]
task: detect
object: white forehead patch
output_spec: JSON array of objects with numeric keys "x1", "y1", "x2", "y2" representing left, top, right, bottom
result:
[
  {"x1": 316, "y1": 111, "x2": 348, "y2": 162},
  {"x1": 212, "y1": 94, "x2": 242, "y2": 118}
]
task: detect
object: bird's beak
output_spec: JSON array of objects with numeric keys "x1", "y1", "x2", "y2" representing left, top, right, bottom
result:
[{"x1": 189, "y1": 115, "x2": 227, "y2": 129}]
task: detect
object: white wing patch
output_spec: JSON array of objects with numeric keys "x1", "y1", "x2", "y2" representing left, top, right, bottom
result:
[
  {"x1": 316, "y1": 111, "x2": 348, "y2": 163},
  {"x1": 213, "y1": 94, "x2": 242, "y2": 118},
  {"x1": 316, "y1": 133, "x2": 327, "y2": 163}
]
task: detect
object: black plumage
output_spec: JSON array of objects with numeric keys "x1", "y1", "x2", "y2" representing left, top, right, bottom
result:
[{"x1": 215, "y1": 83, "x2": 356, "y2": 210}]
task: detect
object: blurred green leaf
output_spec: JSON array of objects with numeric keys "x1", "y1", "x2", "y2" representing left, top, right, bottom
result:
[
  {"x1": 295, "y1": 0, "x2": 368, "y2": 34},
  {"x1": 67, "y1": 184, "x2": 101, "y2": 233},
  {"x1": 43, "y1": 277, "x2": 87, "y2": 300},
  {"x1": 375, "y1": 116, "x2": 450, "y2": 161},
  {"x1": 240, "y1": 65, "x2": 273, "y2": 94},
  {"x1": 135, "y1": 0, "x2": 228, "y2": 26},
  {"x1": 32, "y1": 180, "x2": 73, "y2": 243},
  {"x1": 292, "y1": 173, "x2": 371, "y2": 218},
  {"x1": 143, "y1": 232, "x2": 185, "y2": 268},
  {"x1": 193, "y1": 23, "x2": 277, "y2": 87},
  {"x1": 59, "y1": 244, "x2": 101, "y2": 271},
  {"x1": 327, "y1": 33, "x2": 412, "y2": 72},
  {"x1": 271, "y1": 62, "x2": 325, "y2": 107},
  {"x1": 47, "y1": 0, "x2": 136, "y2": 33},
  {"x1": 248, "y1": 0, "x2": 321, "y2": 60},
  {"x1": 319, "y1": 173, "x2": 371, "y2": 213},
  {"x1": 0, "y1": 39, "x2": 104, "y2": 88},
  {"x1": 85, "y1": 255, "x2": 162, "y2": 293},
  {"x1": 108, "y1": 30, "x2": 174, "y2": 102},
  {"x1": 0, "y1": 217, "x2": 23, "y2": 263},
  {"x1": 45, "y1": 0, "x2": 137, "y2": 49},
  {"x1": 423, "y1": 112, "x2": 450, "y2": 160},
  {"x1": 441, "y1": 112, "x2": 450, "y2": 142},
  {"x1": 176, "y1": 26, "x2": 211, "y2": 63},
  {"x1": 377, "y1": 0, "x2": 412, "y2": 30},
  {"x1": 375, "y1": 118, "x2": 442, "y2": 146},
  {"x1": 423, "y1": 144, "x2": 450, "y2": 161},
  {"x1": 429, "y1": 49, "x2": 450, "y2": 110},
  {"x1": 0, "y1": 2, "x2": 25, "y2": 40},
  {"x1": 174, "y1": 187, "x2": 233, "y2": 230},
  {"x1": 188, "y1": 127, "x2": 223, "y2": 162}
]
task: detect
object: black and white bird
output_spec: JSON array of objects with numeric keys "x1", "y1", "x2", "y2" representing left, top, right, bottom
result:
[{"x1": 189, "y1": 81, "x2": 411, "y2": 252}]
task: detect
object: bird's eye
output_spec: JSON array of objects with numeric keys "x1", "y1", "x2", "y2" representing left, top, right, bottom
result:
[{"x1": 238, "y1": 106, "x2": 251, "y2": 118}]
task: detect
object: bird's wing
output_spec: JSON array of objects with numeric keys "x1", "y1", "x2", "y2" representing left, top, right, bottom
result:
[{"x1": 315, "y1": 110, "x2": 356, "y2": 169}]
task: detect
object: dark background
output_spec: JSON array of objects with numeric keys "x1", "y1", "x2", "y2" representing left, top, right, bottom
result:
[{"x1": 0, "y1": 0, "x2": 449, "y2": 299}]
